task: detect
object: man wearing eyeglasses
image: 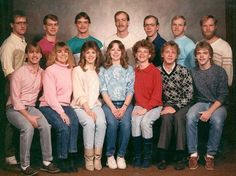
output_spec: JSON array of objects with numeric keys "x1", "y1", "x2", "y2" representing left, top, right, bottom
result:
[
  {"x1": 143, "y1": 15, "x2": 166, "y2": 67},
  {"x1": 0, "y1": 10, "x2": 27, "y2": 169}
]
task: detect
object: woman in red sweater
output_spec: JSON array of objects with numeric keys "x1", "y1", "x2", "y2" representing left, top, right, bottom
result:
[{"x1": 132, "y1": 39, "x2": 163, "y2": 168}]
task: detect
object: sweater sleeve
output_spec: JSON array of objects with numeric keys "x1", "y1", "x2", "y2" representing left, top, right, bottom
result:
[
  {"x1": 43, "y1": 68, "x2": 64, "y2": 114},
  {"x1": 72, "y1": 67, "x2": 88, "y2": 107},
  {"x1": 99, "y1": 67, "x2": 108, "y2": 94},
  {"x1": 10, "y1": 69, "x2": 25, "y2": 110},
  {"x1": 126, "y1": 66, "x2": 134, "y2": 96},
  {"x1": 145, "y1": 69, "x2": 163, "y2": 111},
  {"x1": 216, "y1": 69, "x2": 228, "y2": 104}
]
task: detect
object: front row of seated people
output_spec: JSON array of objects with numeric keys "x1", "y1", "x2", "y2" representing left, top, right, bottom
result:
[{"x1": 6, "y1": 39, "x2": 228, "y2": 174}]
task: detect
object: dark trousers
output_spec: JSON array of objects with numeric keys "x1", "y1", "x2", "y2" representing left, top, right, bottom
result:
[{"x1": 157, "y1": 105, "x2": 190, "y2": 151}]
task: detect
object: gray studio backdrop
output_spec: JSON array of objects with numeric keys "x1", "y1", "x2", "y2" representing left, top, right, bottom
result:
[{"x1": 13, "y1": 0, "x2": 225, "y2": 44}]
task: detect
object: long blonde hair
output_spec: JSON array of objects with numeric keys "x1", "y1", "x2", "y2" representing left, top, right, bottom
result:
[{"x1": 46, "y1": 41, "x2": 75, "y2": 68}]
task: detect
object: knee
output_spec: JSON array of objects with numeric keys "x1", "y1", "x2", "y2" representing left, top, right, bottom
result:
[
  {"x1": 121, "y1": 120, "x2": 131, "y2": 131},
  {"x1": 22, "y1": 125, "x2": 34, "y2": 136},
  {"x1": 210, "y1": 117, "x2": 225, "y2": 130},
  {"x1": 186, "y1": 111, "x2": 198, "y2": 125},
  {"x1": 58, "y1": 125, "x2": 69, "y2": 136},
  {"x1": 161, "y1": 115, "x2": 172, "y2": 125},
  {"x1": 85, "y1": 120, "x2": 95, "y2": 130},
  {"x1": 140, "y1": 119, "x2": 150, "y2": 130}
]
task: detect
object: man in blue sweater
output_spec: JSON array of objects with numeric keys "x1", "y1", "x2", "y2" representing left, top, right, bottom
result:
[{"x1": 171, "y1": 16, "x2": 195, "y2": 69}]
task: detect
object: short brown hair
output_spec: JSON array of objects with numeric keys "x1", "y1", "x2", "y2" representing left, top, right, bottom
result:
[
  {"x1": 171, "y1": 15, "x2": 186, "y2": 26},
  {"x1": 46, "y1": 41, "x2": 75, "y2": 68},
  {"x1": 43, "y1": 14, "x2": 58, "y2": 25},
  {"x1": 132, "y1": 39, "x2": 155, "y2": 63},
  {"x1": 104, "y1": 40, "x2": 129, "y2": 69},
  {"x1": 194, "y1": 41, "x2": 214, "y2": 65},
  {"x1": 75, "y1": 12, "x2": 91, "y2": 24},
  {"x1": 25, "y1": 41, "x2": 41, "y2": 54},
  {"x1": 143, "y1": 15, "x2": 159, "y2": 26},
  {"x1": 79, "y1": 41, "x2": 103, "y2": 73},
  {"x1": 200, "y1": 15, "x2": 218, "y2": 26},
  {"x1": 114, "y1": 11, "x2": 130, "y2": 21}
]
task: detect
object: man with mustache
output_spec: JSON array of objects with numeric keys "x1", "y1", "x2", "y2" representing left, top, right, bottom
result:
[
  {"x1": 104, "y1": 11, "x2": 138, "y2": 66},
  {"x1": 200, "y1": 15, "x2": 233, "y2": 86}
]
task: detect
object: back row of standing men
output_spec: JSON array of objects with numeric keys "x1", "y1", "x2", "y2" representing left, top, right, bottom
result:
[{"x1": 0, "y1": 10, "x2": 233, "y2": 175}]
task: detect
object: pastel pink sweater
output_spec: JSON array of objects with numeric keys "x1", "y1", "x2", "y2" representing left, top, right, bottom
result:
[{"x1": 40, "y1": 62, "x2": 72, "y2": 114}]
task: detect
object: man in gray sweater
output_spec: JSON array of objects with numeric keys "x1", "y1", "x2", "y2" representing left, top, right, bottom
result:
[{"x1": 186, "y1": 41, "x2": 228, "y2": 171}]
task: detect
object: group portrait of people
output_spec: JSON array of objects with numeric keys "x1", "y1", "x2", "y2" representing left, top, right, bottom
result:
[{"x1": 0, "y1": 9, "x2": 233, "y2": 176}]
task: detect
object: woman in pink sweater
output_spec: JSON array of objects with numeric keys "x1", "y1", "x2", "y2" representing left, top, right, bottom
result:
[{"x1": 39, "y1": 42, "x2": 79, "y2": 172}]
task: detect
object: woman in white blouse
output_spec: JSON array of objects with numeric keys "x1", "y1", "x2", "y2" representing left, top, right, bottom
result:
[{"x1": 71, "y1": 41, "x2": 106, "y2": 171}]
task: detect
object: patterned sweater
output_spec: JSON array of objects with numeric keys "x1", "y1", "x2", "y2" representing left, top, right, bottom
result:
[{"x1": 158, "y1": 64, "x2": 193, "y2": 110}]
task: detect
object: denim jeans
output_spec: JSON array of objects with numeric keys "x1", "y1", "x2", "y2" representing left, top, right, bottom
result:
[
  {"x1": 74, "y1": 105, "x2": 106, "y2": 149},
  {"x1": 6, "y1": 106, "x2": 52, "y2": 167},
  {"x1": 39, "y1": 106, "x2": 79, "y2": 159},
  {"x1": 186, "y1": 102, "x2": 227, "y2": 156},
  {"x1": 132, "y1": 106, "x2": 162, "y2": 139},
  {"x1": 102, "y1": 103, "x2": 133, "y2": 157}
]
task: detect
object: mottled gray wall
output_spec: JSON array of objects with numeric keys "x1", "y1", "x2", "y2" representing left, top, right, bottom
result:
[{"x1": 13, "y1": 0, "x2": 226, "y2": 43}]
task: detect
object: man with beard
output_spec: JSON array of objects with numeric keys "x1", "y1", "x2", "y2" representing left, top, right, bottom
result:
[
  {"x1": 38, "y1": 14, "x2": 59, "y2": 69},
  {"x1": 104, "y1": 11, "x2": 138, "y2": 66},
  {"x1": 143, "y1": 15, "x2": 166, "y2": 67},
  {"x1": 67, "y1": 12, "x2": 103, "y2": 64},
  {"x1": 200, "y1": 15, "x2": 233, "y2": 86},
  {"x1": 171, "y1": 16, "x2": 195, "y2": 69}
]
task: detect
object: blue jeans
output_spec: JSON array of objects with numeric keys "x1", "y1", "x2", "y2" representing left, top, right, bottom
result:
[
  {"x1": 102, "y1": 103, "x2": 133, "y2": 157},
  {"x1": 39, "y1": 106, "x2": 79, "y2": 159},
  {"x1": 186, "y1": 102, "x2": 227, "y2": 156}
]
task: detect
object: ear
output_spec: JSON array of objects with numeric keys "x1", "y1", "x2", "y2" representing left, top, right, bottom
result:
[
  {"x1": 43, "y1": 25, "x2": 46, "y2": 31},
  {"x1": 10, "y1": 23, "x2": 14, "y2": 29}
]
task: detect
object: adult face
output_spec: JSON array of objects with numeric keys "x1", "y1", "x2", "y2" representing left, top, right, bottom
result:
[
  {"x1": 115, "y1": 13, "x2": 129, "y2": 33},
  {"x1": 110, "y1": 43, "x2": 122, "y2": 62},
  {"x1": 161, "y1": 46, "x2": 177, "y2": 65},
  {"x1": 171, "y1": 18, "x2": 186, "y2": 38},
  {"x1": 44, "y1": 19, "x2": 59, "y2": 36},
  {"x1": 196, "y1": 48, "x2": 211, "y2": 68},
  {"x1": 76, "y1": 17, "x2": 90, "y2": 34},
  {"x1": 144, "y1": 17, "x2": 159, "y2": 38},
  {"x1": 11, "y1": 16, "x2": 27, "y2": 38},
  {"x1": 56, "y1": 47, "x2": 69, "y2": 64},
  {"x1": 84, "y1": 48, "x2": 96, "y2": 65},
  {"x1": 201, "y1": 18, "x2": 217, "y2": 40},
  {"x1": 135, "y1": 47, "x2": 151, "y2": 64},
  {"x1": 27, "y1": 47, "x2": 42, "y2": 65}
]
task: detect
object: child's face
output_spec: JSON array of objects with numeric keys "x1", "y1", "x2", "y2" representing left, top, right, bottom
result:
[
  {"x1": 162, "y1": 46, "x2": 177, "y2": 65},
  {"x1": 27, "y1": 47, "x2": 42, "y2": 65},
  {"x1": 84, "y1": 48, "x2": 96, "y2": 65}
]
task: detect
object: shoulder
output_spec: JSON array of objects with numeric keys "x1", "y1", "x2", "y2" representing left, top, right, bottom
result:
[{"x1": 67, "y1": 36, "x2": 78, "y2": 45}]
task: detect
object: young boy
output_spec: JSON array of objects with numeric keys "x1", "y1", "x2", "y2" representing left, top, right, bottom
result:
[
  {"x1": 6, "y1": 42, "x2": 60, "y2": 175},
  {"x1": 186, "y1": 41, "x2": 228, "y2": 170}
]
